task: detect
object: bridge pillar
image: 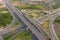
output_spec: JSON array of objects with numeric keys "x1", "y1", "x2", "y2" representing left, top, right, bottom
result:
[
  {"x1": 0, "y1": 36, "x2": 3, "y2": 40},
  {"x1": 28, "y1": 29, "x2": 38, "y2": 40}
]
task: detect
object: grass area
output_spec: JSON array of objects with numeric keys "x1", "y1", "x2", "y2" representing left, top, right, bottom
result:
[
  {"x1": 41, "y1": 20, "x2": 50, "y2": 32},
  {"x1": 29, "y1": 12, "x2": 40, "y2": 18},
  {"x1": 15, "y1": 4, "x2": 51, "y2": 10},
  {"x1": 9, "y1": 0, "x2": 19, "y2": 2},
  {"x1": 9, "y1": 0, "x2": 54, "y2": 10},
  {"x1": 58, "y1": 36, "x2": 60, "y2": 40},
  {"x1": 55, "y1": 1, "x2": 60, "y2": 8},
  {"x1": 41, "y1": 21, "x2": 49, "y2": 28},
  {"x1": 4, "y1": 31, "x2": 31, "y2": 40},
  {"x1": 0, "y1": 13, "x2": 12, "y2": 27},
  {"x1": 14, "y1": 31, "x2": 31, "y2": 40},
  {"x1": 54, "y1": 16, "x2": 60, "y2": 24},
  {"x1": 0, "y1": 6, "x2": 13, "y2": 27},
  {"x1": 0, "y1": 3, "x2": 3, "y2": 6},
  {"x1": 13, "y1": 20, "x2": 24, "y2": 26},
  {"x1": 4, "y1": 33, "x2": 15, "y2": 40},
  {"x1": 0, "y1": 8, "x2": 8, "y2": 11},
  {"x1": 28, "y1": 11, "x2": 46, "y2": 20}
]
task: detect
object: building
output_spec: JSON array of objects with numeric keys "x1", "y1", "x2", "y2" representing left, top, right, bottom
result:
[
  {"x1": 31, "y1": 0, "x2": 55, "y2": 3},
  {"x1": 45, "y1": 0, "x2": 55, "y2": 3},
  {"x1": 20, "y1": 0, "x2": 45, "y2": 4},
  {"x1": 20, "y1": 0, "x2": 31, "y2": 4},
  {"x1": 20, "y1": 0, "x2": 55, "y2": 4},
  {"x1": 31, "y1": 0, "x2": 45, "y2": 1},
  {"x1": 29, "y1": 0, "x2": 45, "y2": 4}
]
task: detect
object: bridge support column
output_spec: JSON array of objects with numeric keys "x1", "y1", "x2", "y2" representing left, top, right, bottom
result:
[
  {"x1": 29, "y1": 29, "x2": 38, "y2": 40},
  {"x1": 0, "y1": 36, "x2": 3, "y2": 40}
]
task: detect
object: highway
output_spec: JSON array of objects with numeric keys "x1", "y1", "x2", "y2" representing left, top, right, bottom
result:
[
  {"x1": 2, "y1": 0, "x2": 60, "y2": 40},
  {"x1": 23, "y1": 5, "x2": 60, "y2": 40},
  {"x1": 37, "y1": 8, "x2": 60, "y2": 23},
  {"x1": 6, "y1": 5, "x2": 17, "y2": 27},
  {"x1": 0, "y1": 25, "x2": 25, "y2": 38},
  {"x1": 0, "y1": 36, "x2": 3, "y2": 40},
  {"x1": 49, "y1": 12, "x2": 60, "y2": 40},
  {"x1": 24, "y1": 13, "x2": 51, "y2": 38},
  {"x1": 33, "y1": 8, "x2": 60, "y2": 40},
  {"x1": 5, "y1": 6, "x2": 18, "y2": 28},
  {"x1": 52, "y1": 8, "x2": 60, "y2": 13},
  {"x1": 9, "y1": 30, "x2": 27, "y2": 40},
  {"x1": 3, "y1": 0, "x2": 47, "y2": 40}
]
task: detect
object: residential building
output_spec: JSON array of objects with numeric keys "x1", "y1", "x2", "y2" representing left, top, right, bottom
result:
[
  {"x1": 20, "y1": 0, "x2": 31, "y2": 4},
  {"x1": 20, "y1": 0, "x2": 55, "y2": 5}
]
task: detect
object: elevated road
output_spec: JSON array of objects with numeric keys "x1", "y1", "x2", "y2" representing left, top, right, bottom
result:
[
  {"x1": 24, "y1": 5, "x2": 60, "y2": 40},
  {"x1": 3, "y1": 0, "x2": 60, "y2": 40},
  {"x1": 49, "y1": 12, "x2": 60, "y2": 40},
  {"x1": 24, "y1": 13, "x2": 51, "y2": 38},
  {"x1": 3, "y1": 0, "x2": 47, "y2": 40},
  {"x1": 0, "y1": 25, "x2": 25, "y2": 38},
  {"x1": 37, "y1": 8, "x2": 60, "y2": 23}
]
